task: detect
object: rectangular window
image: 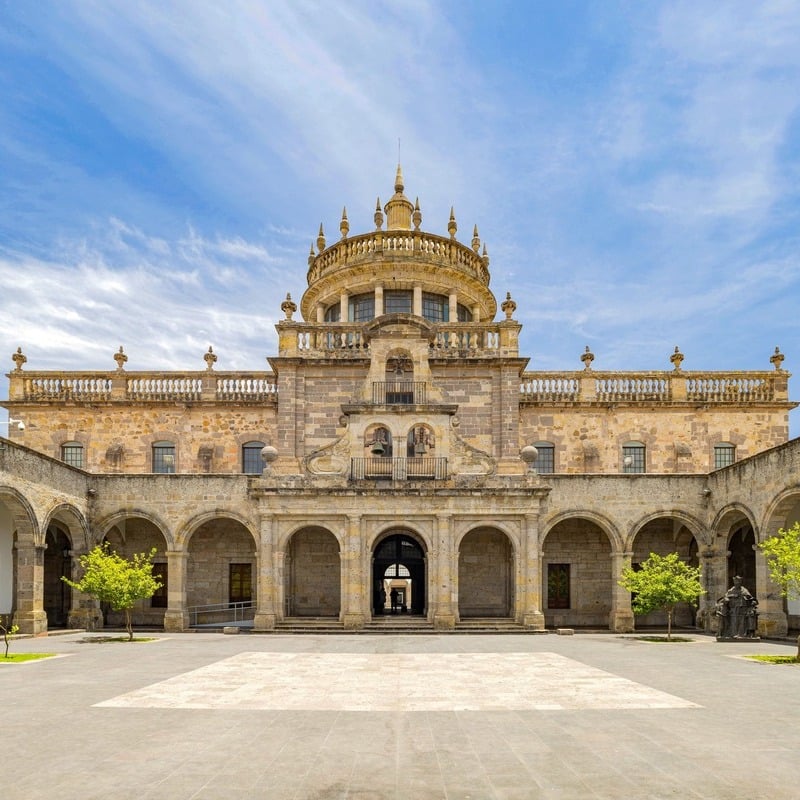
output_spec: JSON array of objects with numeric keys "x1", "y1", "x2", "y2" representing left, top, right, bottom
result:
[
  {"x1": 150, "y1": 563, "x2": 167, "y2": 608},
  {"x1": 152, "y1": 444, "x2": 176, "y2": 474},
  {"x1": 714, "y1": 444, "x2": 735, "y2": 469},
  {"x1": 547, "y1": 563, "x2": 570, "y2": 609},
  {"x1": 622, "y1": 444, "x2": 646, "y2": 474},
  {"x1": 422, "y1": 292, "x2": 448, "y2": 322},
  {"x1": 384, "y1": 290, "x2": 412, "y2": 314},
  {"x1": 61, "y1": 444, "x2": 84, "y2": 468},
  {"x1": 535, "y1": 444, "x2": 555, "y2": 474},
  {"x1": 242, "y1": 443, "x2": 265, "y2": 474},
  {"x1": 229, "y1": 563, "x2": 252, "y2": 605},
  {"x1": 349, "y1": 294, "x2": 375, "y2": 322}
]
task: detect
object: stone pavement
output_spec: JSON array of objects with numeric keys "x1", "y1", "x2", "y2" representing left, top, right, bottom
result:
[{"x1": 1, "y1": 631, "x2": 798, "y2": 799}]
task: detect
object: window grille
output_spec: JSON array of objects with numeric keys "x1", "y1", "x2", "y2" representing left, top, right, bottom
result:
[
  {"x1": 61, "y1": 443, "x2": 83, "y2": 468},
  {"x1": 152, "y1": 442, "x2": 176, "y2": 474},
  {"x1": 242, "y1": 441, "x2": 266, "y2": 474},
  {"x1": 714, "y1": 443, "x2": 736, "y2": 469},
  {"x1": 622, "y1": 442, "x2": 646, "y2": 474}
]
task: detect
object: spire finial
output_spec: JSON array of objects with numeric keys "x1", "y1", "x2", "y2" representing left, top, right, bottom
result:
[
  {"x1": 374, "y1": 197, "x2": 384, "y2": 230},
  {"x1": 395, "y1": 163, "x2": 404, "y2": 193},
  {"x1": 317, "y1": 223, "x2": 326, "y2": 252},
  {"x1": 472, "y1": 224, "x2": 480, "y2": 253},
  {"x1": 412, "y1": 197, "x2": 422, "y2": 230},
  {"x1": 448, "y1": 206, "x2": 457, "y2": 238},
  {"x1": 308, "y1": 242, "x2": 315, "y2": 266},
  {"x1": 339, "y1": 207, "x2": 349, "y2": 239}
]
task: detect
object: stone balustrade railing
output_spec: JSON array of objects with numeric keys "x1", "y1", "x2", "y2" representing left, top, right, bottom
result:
[
  {"x1": 520, "y1": 371, "x2": 789, "y2": 404},
  {"x1": 8, "y1": 371, "x2": 278, "y2": 404},
  {"x1": 281, "y1": 321, "x2": 513, "y2": 357},
  {"x1": 307, "y1": 229, "x2": 490, "y2": 287}
]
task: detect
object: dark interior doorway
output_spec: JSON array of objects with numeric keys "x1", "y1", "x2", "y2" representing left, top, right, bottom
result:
[{"x1": 372, "y1": 533, "x2": 426, "y2": 616}]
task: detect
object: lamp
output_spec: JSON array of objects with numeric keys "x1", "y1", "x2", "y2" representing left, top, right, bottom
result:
[{"x1": 0, "y1": 418, "x2": 24, "y2": 431}]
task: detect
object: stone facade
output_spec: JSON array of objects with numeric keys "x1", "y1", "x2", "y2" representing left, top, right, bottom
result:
[{"x1": 1, "y1": 167, "x2": 799, "y2": 636}]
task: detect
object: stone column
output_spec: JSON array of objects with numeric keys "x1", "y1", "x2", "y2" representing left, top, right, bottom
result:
[
  {"x1": 756, "y1": 550, "x2": 788, "y2": 637},
  {"x1": 275, "y1": 550, "x2": 287, "y2": 620},
  {"x1": 413, "y1": 285, "x2": 422, "y2": 317},
  {"x1": 163, "y1": 550, "x2": 189, "y2": 631},
  {"x1": 448, "y1": 291, "x2": 457, "y2": 321},
  {"x1": 253, "y1": 514, "x2": 277, "y2": 631},
  {"x1": 609, "y1": 551, "x2": 635, "y2": 632},
  {"x1": 698, "y1": 544, "x2": 720, "y2": 633},
  {"x1": 339, "y1": 292, "x2": 348, "y2": 322},
  {"x1": 521, "y1": 513, "x2": 545, "y2": 629},
  {"x1": 433, "y1": 514, "x2": 455, "y2": 630},
  {"x1": 13, "y1": 540, "x2": 47, "y2": 634},
  {"x1": 375, "y1": 285, "x2": 384, "y2": 317},
  {"x1": 342, "y1": 514, "x2": 365, "y2": 629}
]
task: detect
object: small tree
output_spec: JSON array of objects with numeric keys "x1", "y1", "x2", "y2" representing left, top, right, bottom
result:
[
  {"x1": 63, "y1": 543, "x2": 162, "y2": 641},
  {"x1": 0, "y1": 614, "x2": 19, "y2": 658},
  {"x1": 619, "y1": 552, "x2": 705, "y2": 641},
  {"x1": 759, "y1": 521, "x2": 800, "y2": 660}
]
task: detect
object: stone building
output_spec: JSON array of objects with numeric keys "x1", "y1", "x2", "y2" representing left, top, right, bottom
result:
[{"x1": 1, "y1": 167, "x2": 799, "y2": 636}]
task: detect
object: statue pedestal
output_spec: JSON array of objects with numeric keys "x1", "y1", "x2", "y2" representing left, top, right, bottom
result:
[{"x1": 715, "y1": 636, "x2": 761, "y2": 643}]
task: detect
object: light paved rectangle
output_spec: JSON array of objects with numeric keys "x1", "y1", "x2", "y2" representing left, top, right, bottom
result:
[{"x1": 96, "y1": 651, "x2": 699, "y2": 711}]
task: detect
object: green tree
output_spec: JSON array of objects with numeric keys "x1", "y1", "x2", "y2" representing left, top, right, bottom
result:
[
  {"x1": 758, "y1": 521, "x2": 800, "y2": 660},
  {"x1": 63, "y1": 543, "x2": 162, "y2": 641},
  {"x1": 619, "y1": 552, "x2": 704, "y2": 641},
  {"x1": 0, "y1": 614, "x2": 20, "y2": 658}
]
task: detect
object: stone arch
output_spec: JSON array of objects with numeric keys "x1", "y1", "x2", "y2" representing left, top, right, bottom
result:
[
  {"x1": 99, "y1": 509, "x2": 174, "y2": 550},
  {"x1": 405, "y1": 423, "x2": 435, "y2": 457},
  {"x1": 371, "y1": 527, "x2": 428, "y2": 617},
  {"x1": 0, "y1": 488, "x2": 39, "y2": 617},
  {"x1": 42, "y1": 503, "x2": 89, "y2": 551},
  {"x1": 182, "y1": 514, "x2": 260, "y2": 624},
  {"x1": 541, "y1": 512, "x2": 619, "y2": 628},
  {"x1": 458, "y1": 526, "x2": 515, "y2": 618},
  {"x1": 102, "y1": 513, "x2": 171, "y2": 629},
  {"x1": 364, "y1": 423, "x2": 393, "y2": 458},
  {"x1": 284, "y1": 526, "x2": 341, "y2": 617},
  {"x1": 628, "y1": 512, "x2": 703, "y2": 628},
  {"x1": 760, "y1": 488, "x2": 800, "y2": 541},
  {"x1": 541, "y1": 510, "x2": 623, "y2": 553},
  {"x1": 627, "y1": 509, "x2": 707, "y2": 552}
]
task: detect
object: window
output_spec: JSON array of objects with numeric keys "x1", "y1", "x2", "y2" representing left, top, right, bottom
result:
[
  {"x1": 229, "y1": 563, "x2": 252, "y2": 605},
  {"x1": 714, "y1": 443, "x2": 736, "y2": 469},
  {"x1": 324, "y1": 304, "x2": 341, "y2": 322},
  {"x1": 547, "y1": 564, "x2": 570, "y2": 609},
  {"x1": 242, "y1": 441, "x2": 266, "y2": 474},
  {"x1": 349, "y1": 292, "x2": 375, "y2": 322},
  {"x1": 150, "y1": 563, "x2": 167, "y2": 608},
  {"x1": 622, "y1": 442, "x2": 646, "y2": 474},
  {"x1": 533, "y1": 442, "x2": 555, "y2": 474},
  {"x1": 384, "y1": 290, "x2": 412, "y2": 314},
  {"x1": 61, "y1": 442, "x2": 84, "y2": 468},
  {"x1": 457, "y1": 304, "x2": 472, "y2": 322},
  {"x1": 152, "y1": 441, "x2": 176, "y2": 474},
  {"x1": 422, "y1": 292, "x2": 448, "y2": 322}
]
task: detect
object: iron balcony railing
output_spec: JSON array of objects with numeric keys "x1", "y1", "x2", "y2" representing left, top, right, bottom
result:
[
  {"x1": 351, "y1": 456, "x2": 447, "y2": 481},
  {"x1": 372, "y1": 381, "x2": 427, "y2": 404}
]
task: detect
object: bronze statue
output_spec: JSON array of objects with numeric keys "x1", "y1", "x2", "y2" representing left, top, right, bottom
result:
[{"x1": 716, "y1": 576, "x2": 759, "y2": 639}]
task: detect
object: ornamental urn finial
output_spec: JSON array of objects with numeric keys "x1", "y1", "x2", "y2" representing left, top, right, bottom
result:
[
  {"x1": 412, "y1": 197, "x2": 422, "y2": 231},
  {"x1": 281, "y1": 292, "x2": 297, "y2": 320},
  {"x1": 501, "y1": 291, "x2": 516, "y2": 320},
  {"x1": 472, "y1": 225, "x2": 480, "y2": 253},
  {"x1": 114, "y1": 346, "x2": 128, "y2": 371},
  {"x1": 770, "y1": 346, "x2": 785, "y2": 371},
  {"x1": 448, "y1": 206, "x2": 457, "y2": 239},
  {"x1": 316, "y1": 223, "x2": 326, "y2": 252},
  {"x1": 339, "y1": 207, "x2": 349, "y2": 239},
  {"x1": 307, "y1": 242, "x2": 315, "y2": 266},
  {"x1": 204, "y1": 346, "x2": 217, "y2": 371},
  {"x1": 670, "y1": 346, "x2": 684, "y2": 371},
  {"x1": 374, "y1": 197, "x2": 384, "y2": 230},
  {"x1": 581, "y1": 346, "x2": 595, "y2": 371},
  {"x1": 12, "y1": 346, "x2": 26, "y2": 372}
]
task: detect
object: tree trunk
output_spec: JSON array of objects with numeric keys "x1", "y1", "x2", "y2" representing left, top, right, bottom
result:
[
  {"x1": 667, "y1": 608, "x2": 673, "y2": 641},
  {"x1": 125, "y1": 608, "x2": 133, "y2": 642},
  {"x1": 796, "y1": 632, "x2": 799, "y2": 662}
]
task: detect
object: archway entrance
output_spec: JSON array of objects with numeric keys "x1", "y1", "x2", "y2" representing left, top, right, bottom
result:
[
  {"x1": 372, "y1": 533, "x2": 426, "y2": 616},
  {"x1": 285, "y1": 528, "x2": 340, "y2": 617},
  {"x1": 727, "y1": 523, "x2": 756, "y2": 590},
  {"x1": 43, "y1": 525, "x2": 72, "y2": 627},
  {"x1": 458, "y1": 528, "x2": 514, "y2": 617}
]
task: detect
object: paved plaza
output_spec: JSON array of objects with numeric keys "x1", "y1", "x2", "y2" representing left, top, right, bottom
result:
[{"x1": 2, "y1": 631, "x2": 798, "y2": 799}]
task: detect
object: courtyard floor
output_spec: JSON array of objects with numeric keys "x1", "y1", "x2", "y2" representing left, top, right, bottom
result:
[{"x1": 1, "y1": 630, "x2": 797, "y2": 799}]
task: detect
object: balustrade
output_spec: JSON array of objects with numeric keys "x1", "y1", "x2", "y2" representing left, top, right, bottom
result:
[{"x1": 351, "y1": 457, "x2": 448, "y2": 481}]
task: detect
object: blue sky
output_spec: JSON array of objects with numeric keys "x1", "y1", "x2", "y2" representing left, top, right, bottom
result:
[{"x1": 1, "y1": 1, "x2": 800, "y2": 430}]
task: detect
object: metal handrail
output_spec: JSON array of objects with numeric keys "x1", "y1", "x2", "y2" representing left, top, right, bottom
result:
[{"x1": 187, "y1": 600, "x2": 255, "y2": 627}]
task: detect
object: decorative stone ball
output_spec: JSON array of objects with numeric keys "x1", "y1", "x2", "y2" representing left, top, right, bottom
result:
[
  {"x1": 520, "y1": 445, "x2": 538, "y2": 465},
  {"x1": 261, "y1": 445, "x2": 278, "y2": 465}
]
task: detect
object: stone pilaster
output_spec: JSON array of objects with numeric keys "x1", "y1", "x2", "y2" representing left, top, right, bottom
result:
[
  {"x1": 66, "y1": 552, "x2": 102, "y2": 630},
  {"x1": 609, "y1": 551, "x2": 635, "y2": 632},
  {"x1": 163, "y1": 550, "x2": 189, "y2": 631},
  {"x1": 342, "y1": 514, "x2": 365, "y2": 629},
  {"x1": 13, "y1": 541, "x2": 47, "y2": 634},
  {"x1": 253, "y1": 514, "x2": 276, "y2": 630},
  {"x1": 433, "y1": 514, "x2": 455, "y2": 629},
  {"x1": 756, "y1": 551, "x2": 788, "y2": 637},
  {"x1": 521, "y1": 513, "x2": 545, "y2": 629}
]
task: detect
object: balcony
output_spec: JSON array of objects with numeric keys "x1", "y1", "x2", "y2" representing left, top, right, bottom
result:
[
  {"x1": 351, "y1": 457, "x2": 448, "y2": 481},
  {"x1": 372, "y1": 381, "x2": 427, "y2": 405}
]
